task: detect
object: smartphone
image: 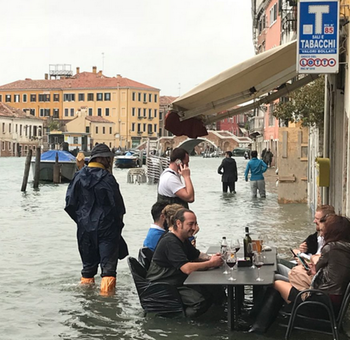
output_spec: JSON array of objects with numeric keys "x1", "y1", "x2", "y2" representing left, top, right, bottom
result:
[
  {"x1": 296, "y1": 254, "x2": 310, "y2": 270},
  {"x1": 290, "y1": 248, "x2": 298, "y2": 258}
]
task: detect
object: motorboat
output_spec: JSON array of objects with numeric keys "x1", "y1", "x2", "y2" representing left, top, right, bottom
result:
[
  {"x1": 31, "y1": 150, "x2": 77, "y2": 182},
  {"x1": 115, "y1": 151, "x2": 139, "y2": 169}
]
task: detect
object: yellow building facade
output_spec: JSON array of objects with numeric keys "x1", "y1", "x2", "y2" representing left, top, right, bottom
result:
[{"x1": 0, "y1": 67, "x2": 160, "y2": 149}]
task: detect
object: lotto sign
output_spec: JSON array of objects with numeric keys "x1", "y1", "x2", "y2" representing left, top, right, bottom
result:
[{"x1": 297, "y1": 0, "x2": 339, "y2": 74}]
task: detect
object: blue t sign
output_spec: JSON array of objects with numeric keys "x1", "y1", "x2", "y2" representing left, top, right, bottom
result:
[{"x1": 297, "y1": 0, "x2": 339, "y2": 74}]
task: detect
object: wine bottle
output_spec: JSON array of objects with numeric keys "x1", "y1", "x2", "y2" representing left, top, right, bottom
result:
[
  {"x1": 243, "y1": 227, "x2": 252, "y2": 259},
  {"x1": 220, "y1": 236, "x2": 228, "y2": 254}
]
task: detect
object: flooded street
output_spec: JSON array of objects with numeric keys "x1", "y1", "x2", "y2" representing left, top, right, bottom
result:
[{"x1": 0, "y1": 156, "x2": 347, "y2": 339}]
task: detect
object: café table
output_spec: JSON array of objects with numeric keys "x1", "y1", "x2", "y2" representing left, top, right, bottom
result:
[{"x1": 184, "y1": 246, "x2": 277, "y2": 331}]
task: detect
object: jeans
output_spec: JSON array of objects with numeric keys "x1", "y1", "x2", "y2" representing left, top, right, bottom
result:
[{"x1": 250, "y1": 179, "x2": 266, "y2": 198}]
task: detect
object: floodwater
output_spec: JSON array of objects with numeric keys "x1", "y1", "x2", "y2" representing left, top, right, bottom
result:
[{"x1": 0, "y1": 156, "x2": 348, "y2": 339}]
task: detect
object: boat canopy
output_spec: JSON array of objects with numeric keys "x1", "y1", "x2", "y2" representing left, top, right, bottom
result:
[{"x1": 40, "y1": 150, "x2": 76, "y2": 162}]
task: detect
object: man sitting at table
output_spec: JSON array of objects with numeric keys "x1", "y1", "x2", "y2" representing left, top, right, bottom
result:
[{"x1": 146, "y1": 208, "x2": 224, "y2": 317}]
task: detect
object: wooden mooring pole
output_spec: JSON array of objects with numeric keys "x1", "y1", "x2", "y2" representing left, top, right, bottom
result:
[
  {"x1": 53, "y1": 152, "x2": 61, "y2": 183},
  {"x1": 21, "y1": 149, "x2": 32, "y2": 192},
  {"x1": 33, "y1": 147, "x2": 41, "y2": 189}
]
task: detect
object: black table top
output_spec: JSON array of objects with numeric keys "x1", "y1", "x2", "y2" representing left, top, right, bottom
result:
[{"x1": 184, "y1": 246, "x2": 277, "y2": 286}]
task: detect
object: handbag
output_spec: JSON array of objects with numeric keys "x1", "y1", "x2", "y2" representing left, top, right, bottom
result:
[{"x1": 288, "y1": 264, "x2": 313, "y2": 291}]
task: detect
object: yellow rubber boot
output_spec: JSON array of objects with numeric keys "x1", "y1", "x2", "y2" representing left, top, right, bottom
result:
[
  {"x1": 100, "y1": 276, "x2": 116, "y2": 296},
  {"x1": 80, "y1": 277, "x2": 95, "y2": 285}
]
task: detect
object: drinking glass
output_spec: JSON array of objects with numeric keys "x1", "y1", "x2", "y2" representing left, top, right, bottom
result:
[
  {"x1": 232, "y1": 239, "x2": 241, "y2": 254},
  {"x1": 221, "y1": 248, "x2": 229, "y2": 274},
  {"x1": 226, "y1": 250, "x2": 237, "y2": 281},
  {"x1": 248, "y1": 242, "x2": 258, "y2": 268},
  {"x1": 254, "y1": 253, "x2": 264, "y2": 281}
]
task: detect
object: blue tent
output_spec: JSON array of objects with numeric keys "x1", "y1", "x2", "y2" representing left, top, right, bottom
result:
[{"x1": 40, "y1": 150, "x2": 76, "y2": 162}]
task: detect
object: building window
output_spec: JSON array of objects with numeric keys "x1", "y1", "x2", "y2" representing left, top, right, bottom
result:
[
  {"x1": 143, "y1": 108, "x2": 146, "y2": 117},
  {"x1": 148, "y1": 124, "x2": 152, "y2": 134},
  {"x1": 132, "y1": 123, "x2": 135, "y2": 131},
  {"x1": 154, "y1": 109, "x2": 157, "y2": 118},
  {"x1": 143, "y1": 123, "x2": 146, "y2": 132},
  {"x1": 97, "y1": 93, "x2": 103, "y2": 101},
  {"x1": 132, "y1": 108, "x2": 135, "y2": 116},
  {"x1": 87, "y1": 93, "x2": 94, "y2": 101},
  {"x1": 154, "y1": 94, "x2": 158, "y2": 103},
  {"x1": 132, "y1": 92, "x2": 136, "y2": 101},
  {"x1": 96, "y1": 126, "x2": 98, "y2": 134},
  {"x1": 97, "y1": 108, "x2": 102, "y2": 116},
  {"x1": 86, "y1": 126, "x2": 90, "y2": 133},
  {"x1": 88, "y1": 108, "x2": 93, "y2": 116},
  {"x1": 64, "y1": 108, "x2": 69, "y2": 117},
  {"x1": 137, "y1": 123, "x2": 141, "y2": 133},
  {"x1": 73, "y1": 137, "x2": 79, "y2": 144},
  {"x1": 105, "y1": 108, "x2": 110, "y2": 116},
  {"x1": 9, "y1": 123, "x2": 11, "y2": 133},
  {"x1": 30, "y1": 94, "x2": 36, "y2": 102},
  {"x1": 78, "y1": 93, "x2": 85, "y2": 101},
  {"x1": 148, "y1": 109, "x2": 152, "y2": 118},
  {"x1": 5, "y1": 94, "x2": 11, "y2": 102},
  {"x1": 0, "y1": 95, "x2": 2, "y2": 101},
  {"x1": 138, "y1": 108, "x2": 141, "y2": 117},
  {"x1": 53, "y1": 94, "x2": 59, "y2": 102},
  {"x1": 23, "y1": 94, "x2": 27, "y2": 102},
  {"x1": 109, "y1": 127, "x2": 112, "y2": 134},
  {"x1": 40, "y1": 108, "x2": 50, "y2": 117},
  {"x1": 39, "y1": 94, "x2": 50, "y2": 102},
  {"x1": 159, "y1": 111, "x2": 162, "y2": 120},
  {"x1": 143, "y1": 93, "x2": 147, "y2": 102},
  {"x1": 30, "y1": 109, "x2": 35, "y2": 116},
  {"x1": 149, "y1": 93, "x2": 152, "y2": 102},
  {"x1": 154, "y1": 124, "x2": 157, "y2": 133},
  {"x1": 70, "y1": 108, "x2": 74, "y2": 116},
  {"x1": 104, "y1": 93, "x2": 111, "y2": 101},
  {"x1": 19, "y1": 125, "x2": 22, "y2": 136},
  {"x1": 138, "y1": 92, "x2": 141, "y2": 101},
  {"x1": 64, "y1": 93, "x2": 75, "y2": 102},
  {"x1": 53, "y1": 109, "x2": 59, "y2": 118},
  {"x1": 2, "y1": 123, "x2": 5, "y2": 133},
  {"x1": 103, "y1": 127, "x2": 105, "y2": 134},
  {"x1": 14, "y1": 94, "x2": 20, "y2": 102},
  {"x1": 270, "y1": 3, "x2": 277, "y2": 26},
  {"x1": 269, "y1": 103, "x2": 275, "y2": 126}
]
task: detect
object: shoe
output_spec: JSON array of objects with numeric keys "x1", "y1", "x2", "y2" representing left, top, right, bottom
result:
[
  {"x1": 100, "y1": 276, "x2": 116, "y2": 296},
  {"x1": 80, "y1": 277, "x2": 95, "y2": 285}
]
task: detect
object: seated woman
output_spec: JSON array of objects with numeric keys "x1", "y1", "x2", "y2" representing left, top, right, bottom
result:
[{"x1": 250, "y1": 214, "x2": 350, "y2": 333}]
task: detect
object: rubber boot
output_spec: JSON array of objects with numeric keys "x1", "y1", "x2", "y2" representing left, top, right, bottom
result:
[
  {"x1": 248, "y1": 287, "x2": 284, "y2": 333},
  {"x1": 80, "y1": 277, "x2": 95, "y2": 285},
  {"x1": 100, "y1": 276, "x2": 116, "y2": 296}
]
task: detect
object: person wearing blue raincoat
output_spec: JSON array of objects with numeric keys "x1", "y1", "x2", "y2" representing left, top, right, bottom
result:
[{"x1": 65, "y1": 143, "x2": 128, "y2": 295}]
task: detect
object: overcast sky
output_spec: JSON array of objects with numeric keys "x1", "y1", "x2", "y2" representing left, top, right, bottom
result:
[{"x1": 0, "y1": 0, "x2": 254, "y2": 96}]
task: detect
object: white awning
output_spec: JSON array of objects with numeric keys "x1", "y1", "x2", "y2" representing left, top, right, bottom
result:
[{"x1": 171, "y1": 40, "x2": 317, "y2": 124}]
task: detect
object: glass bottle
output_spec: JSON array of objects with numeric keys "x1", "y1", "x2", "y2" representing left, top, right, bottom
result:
[
  {"x1": 243, "y1": 227, "x2": 252, "y2": 259},
  {"x1": 221, "y1": 236, "x2": 228, "y2": 254}
]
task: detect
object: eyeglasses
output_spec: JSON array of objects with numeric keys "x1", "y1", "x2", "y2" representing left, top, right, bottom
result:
[{"x1": 320, "y1": 214, "x2": 329, "y2": 223}]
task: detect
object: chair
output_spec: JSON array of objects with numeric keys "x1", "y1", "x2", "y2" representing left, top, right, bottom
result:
[
  {"x1": 138, "y1": 247, "x2": 154, "y2": 270},
  {"x1": 127, "y1": 256, "x2": 185, "y2": 316},
  {"x1": 281, "y1": 282, "x2": 350, "y2": 340}
]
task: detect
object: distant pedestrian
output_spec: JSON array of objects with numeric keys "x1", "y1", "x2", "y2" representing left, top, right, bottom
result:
[
  {"x1": 65, "y1": 143, "x2": 128, "y2": 296},
  {"x1": 217, "y1": 151, "x2": 238, "y2": 193},
  {"x1": 244, "y1": 150, "x2": 268, "y2": 198},
  {"x1": 265, "y1": 149, "x2": 273, "y2": 167},
  {"x1": 261, "y1": 148, "x2": 267, "y2": 161}
]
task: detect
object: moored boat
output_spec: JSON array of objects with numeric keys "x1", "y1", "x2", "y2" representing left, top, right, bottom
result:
[
  {"x1": 31, "y1": 150, "x2": 77, "y2": 182},
  {"x1": 115, "y1": 152, "x2": 139, "y2": 169}
]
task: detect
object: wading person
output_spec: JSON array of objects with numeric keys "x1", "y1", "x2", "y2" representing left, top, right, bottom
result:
[
  {"x1": 217, "y1": 151, "x2": 238, "y2": 193},
  {"x1": 65, "y1": 143, "x2": 128, "y2": 296},
  {"x1": 244, "y1": 150, "x2": 267, "y2": 198},
  {"x1": 157, "y1": 148, "x2": 194, "y2": 208},
  {"x1": 146, "y1": 208, "x2": 224, "y2": 317}
]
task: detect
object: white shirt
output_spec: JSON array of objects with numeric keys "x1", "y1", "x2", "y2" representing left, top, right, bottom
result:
[
  {"x1": 158, "y1": 169, "x2": 185, "y2": 197},
  {"x1": 316, "y1": 235, "x2": 324, "y2": 254}
]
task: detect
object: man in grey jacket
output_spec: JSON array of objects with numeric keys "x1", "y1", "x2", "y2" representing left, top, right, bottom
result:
[{"x1": 217, "y1": 151, "x2": 238, "y2": 193}]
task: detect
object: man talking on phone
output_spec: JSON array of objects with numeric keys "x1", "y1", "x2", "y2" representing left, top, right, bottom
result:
[{"x1": 157, "y1": 148, "x2": 194, "y2": 208}]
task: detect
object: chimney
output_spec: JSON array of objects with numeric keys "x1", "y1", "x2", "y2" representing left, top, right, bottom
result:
[
  {"x1": 92, "y1": 66, "x2": 97, "y2": 74},
  {"x1": 44, "y1": 73, "x2": 48, "y2": 80},
  {"x1": 116, "y1": 74, "x2": 122, "y2": 79},
  {"x1": 76, "y1": 67, "x2": 80, "y2": 74},
  {"x1": 98, "y1": 70, "x2": 102, "y2": 76}
]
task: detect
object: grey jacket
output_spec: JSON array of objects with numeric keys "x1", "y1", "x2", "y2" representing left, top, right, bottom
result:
[{"x1": 314, "y1": 241, "x2": 350, "y2": 295}]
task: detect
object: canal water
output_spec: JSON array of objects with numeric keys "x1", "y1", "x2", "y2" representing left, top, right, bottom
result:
[{"x1": 0, "y1": 156, "x2": 347, "y2": 339}]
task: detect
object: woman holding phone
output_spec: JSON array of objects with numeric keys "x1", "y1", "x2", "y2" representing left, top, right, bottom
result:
[{"x1": 250, "y1": 214, "x2": 350, "y2": 333}]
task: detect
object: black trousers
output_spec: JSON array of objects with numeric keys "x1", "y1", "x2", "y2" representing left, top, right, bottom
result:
[{"x1": 223, "y1": 182, "x2": 235, "y2": 193}]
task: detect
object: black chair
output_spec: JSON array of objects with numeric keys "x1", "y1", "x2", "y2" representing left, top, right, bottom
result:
[
  {"x1": 281, "y1": 282, "x2": 350, "y2": 340},
  {"x1": 127, "y1": 256, "x2": 185, "y2": 316},
  {"x1": 138, "y1": 247, "x2": 154, "y2": 270}
]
